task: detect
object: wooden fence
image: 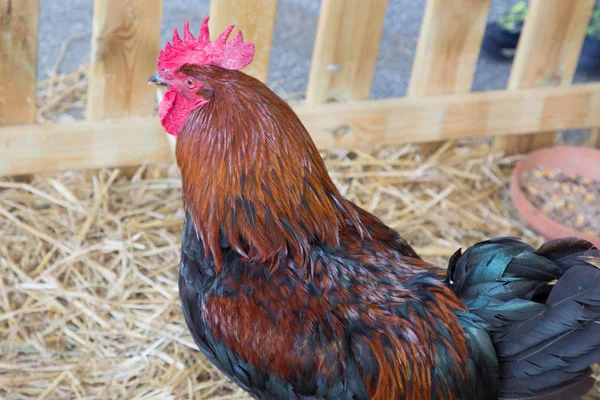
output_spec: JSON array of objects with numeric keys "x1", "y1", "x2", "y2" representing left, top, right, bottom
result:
[{"x1": 1, "y1": 0, "x2": 599, "y2": 177}]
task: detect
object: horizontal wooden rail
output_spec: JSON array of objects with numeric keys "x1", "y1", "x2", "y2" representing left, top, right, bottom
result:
[{"x1": 1, "y1": 82, "x2": 599, "y2": 176}]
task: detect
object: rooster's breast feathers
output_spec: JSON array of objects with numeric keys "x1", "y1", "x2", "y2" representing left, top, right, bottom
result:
[{"x1": 179, "y1": 213, "x2": 498, "y2": 400}]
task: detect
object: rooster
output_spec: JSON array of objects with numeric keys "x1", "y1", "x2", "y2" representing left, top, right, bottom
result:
[{"x1": 149, "y1": 18, "x2": 600, "y2": 400}]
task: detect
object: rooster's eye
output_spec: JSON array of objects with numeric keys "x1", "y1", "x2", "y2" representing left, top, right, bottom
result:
[{"x1": 185, "y1": 79, "x2": 195, "y2": 88}]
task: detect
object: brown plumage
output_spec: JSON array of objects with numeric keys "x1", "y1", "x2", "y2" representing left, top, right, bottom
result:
[
  {"x1": 176, "y1": 64, "x2": 367, "y2": 273},
  {"x1": 171, "y1": 64, "x2": 486, "y2": 399},
  {"x1": 152, "y1": 20, "x2": 600, "y2": 400}
]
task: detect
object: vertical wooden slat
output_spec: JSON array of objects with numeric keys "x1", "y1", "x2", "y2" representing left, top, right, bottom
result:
[
  {"x1": 0, "y1": 0, "x2": 39, "y2": 126},
  {"x1": 408, "y1": 0, "x2": 490, "y2": 97},
  {"x1": 589, "y1": 128, "x2": 600, "y2": 148},
  {"x1": 306, "y1": 0, "x2": 387, "y2": 104},
  {"x1": 86, "y1": 0, "x2": 163, "y2": 120},
  {"x1": 493, "y1": 0, "x2": 595, "y2": 155},
  {"x1": 86, "y1": 0, "x2": 163, "y2": 177},
  {"x1": 407, "y1": 0, "x2": 491, "y2": 152},
  {"x1": 209, "y1": 0, "x2": 278, "y2": 83}
]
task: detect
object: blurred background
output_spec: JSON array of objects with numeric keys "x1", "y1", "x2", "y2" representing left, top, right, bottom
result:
[{"x1": 38, "y1": 0, "x2": 599, "y2": 100}]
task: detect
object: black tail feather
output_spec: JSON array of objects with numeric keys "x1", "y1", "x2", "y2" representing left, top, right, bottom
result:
[
  {"x1": 536, "y1": 238, "x2": 596, "y2": 264},
  {"x1": 498, "y1": 372, "x2": 594, "y2": 400},
  {"x1": 448, "y1": 237, "x2": 600, "y2": 400}
]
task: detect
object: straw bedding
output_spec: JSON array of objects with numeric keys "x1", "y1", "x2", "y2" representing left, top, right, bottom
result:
[{"x1": 1, "y1": 68, "x2": 598, "y2": 399}]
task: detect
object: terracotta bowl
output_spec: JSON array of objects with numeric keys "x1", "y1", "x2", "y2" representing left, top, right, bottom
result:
[{"x1": 510, "y1": 146, "x2": 600, "y2": 247}]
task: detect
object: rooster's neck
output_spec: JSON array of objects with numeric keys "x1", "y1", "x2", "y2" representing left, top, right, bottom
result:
[{"x1": 174, "y1": 67, "x2": 365, "y2": 273}]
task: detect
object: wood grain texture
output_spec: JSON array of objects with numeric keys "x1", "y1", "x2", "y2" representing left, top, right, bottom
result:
[
  {"x1": 0, "y1": 117, "x2": 172, "y2": 176},
  {"x1": 306, "y1": 0, "x2": 387, "y2": 103},
  {"x1": 408, "y1": 0, "x2": 491, "y2": 153},
  {"x1": 408, "y1": 0, "x2": 490, "y2": 96},
  {"x1": 2, "y1": 83, "x2": 599, "y2": 176},
  {"x1": 209, "y1": 0, "x2": 278, "y2": 83},
  {"x1": 493, "y1": 0, "x2": 595, "y2": 154},
  {"x1": 589, "y1": 128, "x2": 600, "y2": 148},
  {"x1": 0, "y1": 0, "x2": 39, "y2": 126},
  {"x1": 86, "y1": 0, "x2": 163, "y2": 120}
]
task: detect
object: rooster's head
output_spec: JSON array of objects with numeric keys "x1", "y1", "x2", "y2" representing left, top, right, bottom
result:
[{"x1": 149, "y1": 18, "x2": 255, "y2": 136}]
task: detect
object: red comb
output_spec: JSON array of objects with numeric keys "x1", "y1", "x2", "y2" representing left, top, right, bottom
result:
[{"x1": 157, "y1": 17, "x2": 255, "y2": 74}]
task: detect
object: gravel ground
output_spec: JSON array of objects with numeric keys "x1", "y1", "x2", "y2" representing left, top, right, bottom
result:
[{"x1": 38, "y1": 0, "x2": 599, "y2": 99}]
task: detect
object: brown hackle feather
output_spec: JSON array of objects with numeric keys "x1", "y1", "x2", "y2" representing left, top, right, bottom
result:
[{"x1": 175, "y1": 65, "x2": 367, "y2": 274}]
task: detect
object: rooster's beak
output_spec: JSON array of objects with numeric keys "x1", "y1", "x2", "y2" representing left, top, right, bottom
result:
[{"x1": 148, "y1": 72, "x2": 168, "y2": 86}]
